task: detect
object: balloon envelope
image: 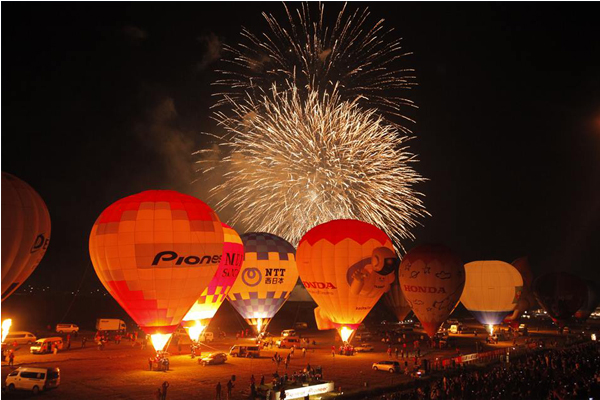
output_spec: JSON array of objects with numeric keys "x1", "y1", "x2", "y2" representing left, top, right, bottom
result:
[
  {"x1": 227, "y1": 233, "x2": 298, "y2": 334},
  {"x1": 182, "y1": 223, "x2": 243, "y2": 339},
  {"x1": 461, "y1": 261, "x2": 523, "y2": 326},
  {"x1": 399, "y1": 244, "x2": 465, "y2": 338},
  {"x1": 505, "y1": 257, "x2": 536, "y2": 321},
  {"x1": 533, "y1": 272, "x2": 587, "y2": 327},
  {"x1": 296, "y1": 220, "x2": 397, "y2": 342},
  {"x1": 383, "y1": 280, "x2": 412, "y2": 322},
  {"x1": 2, "y1": 172, "x2": 51, "y2": 301},
  {"x1": 89, "y1": 190, "x2": 224, "y2": 338},
  {"x1": 574, "y1": 280, "x2": 599, "y2": 321}
]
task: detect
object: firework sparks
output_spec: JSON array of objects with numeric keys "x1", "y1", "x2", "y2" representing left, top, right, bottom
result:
[
  {"x1": 214, "y1": 2, "x2": 417, "y2": 131},
  {"x1": 199, "y1": 86, "x2": 427, "y2": 248}
]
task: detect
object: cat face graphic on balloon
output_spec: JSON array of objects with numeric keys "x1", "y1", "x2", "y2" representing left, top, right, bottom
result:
[{"x1": 347, "y1": 247, "x2": 399, "y2": 297}]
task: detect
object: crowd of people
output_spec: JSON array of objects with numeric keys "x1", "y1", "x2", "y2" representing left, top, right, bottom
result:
[{"x1": 380, "y1": 341, "x2": 600, "y2": 400}]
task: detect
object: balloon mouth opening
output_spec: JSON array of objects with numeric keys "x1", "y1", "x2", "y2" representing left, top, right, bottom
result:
[
  {"x1": 339, "y1": 326, "x2": 355, "y2": 343},
  {"x1": 487, "y1": 324, "x2": 494, "y2": 336},
  {"x1": 150, "y1": 333, "x2": 172, "y2": 352},
  {"x1": 185, "y1": 321, "x2": 206, "y2": 342},
  {"x1": 1, "y1": 319, "x2": 12, "y2": 343}
]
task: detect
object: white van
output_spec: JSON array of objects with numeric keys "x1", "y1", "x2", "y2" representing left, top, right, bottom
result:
[
  {"x1": 277, "y1": 336, "x2": 301, "y2": 349},
  {"x1": 5, "y1": 367, "x2": 60, "y2": 394},
  {"x1": 55, "y1": 324, "x2": 79, "y2": 334},
  {"x1": 30, "y1": 337, "x2": 63, "y2": 354},
  {"x1": 3, "y1": 331, "x2": 37, "y2": 345},
  {"x1": 281, "y1": 329, "x2": 296, "y2": 338},
  {"x1": 198, "y1": 331, "x2": 214, "y2": 342}
]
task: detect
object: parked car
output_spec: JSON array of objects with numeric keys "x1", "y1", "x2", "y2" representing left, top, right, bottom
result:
[
  {"x1": 55, "y1": 324, "x2": 79, "y2": 334},
  {"x1": 30, "y1": 337, "x2": 63, "y2": 354},
  {"x1": 277, "y1": 336, "x2": 301, "y2": 348},
  {"x1": 3, "y1": 331, "x2": 36, "y2": 345},
  {"x1": 354, "y1": 344, "x2": 374, "y2": 352},
  {"x1": 229, "y1": 345, "x2": 260, "y2": 358},
  {"x1": 5, "y1": 367, "x2": 60, "y2": 394},
  {"x1": 281, "y1": 329, "x2": 296, "y2": 338},
  {"x1": 372, "y1": 361, "x2": 400, "y2": 373},
  {"x1": 200, "y1": 352, "x2": 227, "y2": 366},
  {"x1": 446, "y1": 319, "x2": 460, "y2": 325}
]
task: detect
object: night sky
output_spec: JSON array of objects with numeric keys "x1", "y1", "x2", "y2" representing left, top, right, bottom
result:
[{"x1": 2, "y1": 2, "x2": 599, "y2": 294}]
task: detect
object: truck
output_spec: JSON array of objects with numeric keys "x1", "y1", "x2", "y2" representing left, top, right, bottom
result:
[{"x1": 96, "y1": 319, "x2": 126, "y2": 332}]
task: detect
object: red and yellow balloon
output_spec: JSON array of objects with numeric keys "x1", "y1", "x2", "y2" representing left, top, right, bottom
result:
[
  {"x1": 89, "y1": 190, "x2": 224, "y2": 351},
  {"x1": 2, "y1": 172, "x2": 51, "y2": 302},
  {"x1": 182, "y1": 223, "x2": 243, "y2": 341},
  {"x1": 297, "y1": 220, "x2": 397, "y2": 343}
]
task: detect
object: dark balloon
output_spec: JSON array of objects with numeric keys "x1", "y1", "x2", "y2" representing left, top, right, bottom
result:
[
  {"x1": 383, "y1": 280, "x2": 412, "y2": 323},
  {"x1": 574, "y1": 280, "x2": 600, "y2": 321},
  {"x1": 533, "y1": 272, "x2": 587, "y2": 326}
]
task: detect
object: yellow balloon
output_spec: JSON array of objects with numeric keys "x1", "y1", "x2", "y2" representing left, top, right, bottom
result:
[{"x1": 461, "y1": 260, "x2": 523, "y2": 326}]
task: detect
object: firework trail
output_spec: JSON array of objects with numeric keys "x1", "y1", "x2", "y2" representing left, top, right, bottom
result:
[
  {"x1": 213, "y1": 2, "x2": 417, "y2": 132},
  {"x1": 199, "y1": 85, "x2": 427, "y2": 248}
]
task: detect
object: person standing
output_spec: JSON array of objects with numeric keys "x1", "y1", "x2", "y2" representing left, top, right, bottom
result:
[
  {"x1": 8, "y1": 351, "x2": 15, "y2": 367},
  {"x1": 260, "y1": 375, "x2": 265, "y2": 386},
  {"x1": 82, "y1": 336, "x2": 87, "y2": 348},
  {"x1": 215, "y1": 382, "x2": 222, "y2": 400},
  {"x1": 161, "y1": 381, "x2": 169, "y2": 400},
  {"x1": 155, "y1": 388, "x2": 162, "y2": 400},
  {"x1": 395, "y1": 347, "x2": 399, "y2": 359},
  {"x1": 149, "y1": 358, "x2": 153, "y2": 371},
  {"x1": 302, "y1": 347, "x2": 307, "y2": 357},
  {"x1": 226, "y1": 379, "x2": 234, "y2": 400}
]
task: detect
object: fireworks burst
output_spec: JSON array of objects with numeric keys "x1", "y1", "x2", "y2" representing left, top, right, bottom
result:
[
  {"x1": 200, "y1": 86, "x2": 427, "y2": 248},
  {"x1": 214, "y1": 2, "x2": 417, "y2": 131}
]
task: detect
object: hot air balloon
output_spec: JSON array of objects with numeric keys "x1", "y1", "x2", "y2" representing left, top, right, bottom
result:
[
  {"x1": 2, "y1": 172, "x2": 51, "y2": 302},
  {"x1": 182, "y1": 223, "x2": 244, "y2": 341},
  {"x1": 89, "y1": 190, "x2": 224, "y2": 352},
  {"x1": 505, "y1": 257, "x2": 536, "y2": 323},
  {"x1": 533, "y1": 272, "x2": 587, "y2": 327},
  {"x1": 383, "y1": 281, "x2": 412, "y2": 323},
  {"x1": 399, "y1": 244, "x2": 465, "y2": 338},
  {"x1": 227, "y1": 233, "x2": 298, "y2": 335},
  {"x1": 575, "y1": 280, "x2": 600, "y2": 321},
  {"x1": 296, "y1": 220, "x2": 397, "y2": 343},
  {"x1": 461, "y1": 261, "x2": 523, "y2": 333}
]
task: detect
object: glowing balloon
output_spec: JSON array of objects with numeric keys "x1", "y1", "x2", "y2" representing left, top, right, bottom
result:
[
  {"x1": 399, "y1": 244, "x2": 465, "y2": 338},
  {"x1": 296, "y1": 220, "x2": 397, "y2": 343},
  {"x1": 575, "y1": 280, "x2": 600, "y2": 321},
  {"x1": 227, "y1": 233, "x2": 298, "y2": 335},
  {"x1": 2, "y1": 172, "x2": 51, "y2": 302},
  {"x1": 505, "y1": 257, "x2": 536, "y2": 322},
  {"x1": 533, "y1": 272, "x2": 587, "y2": 327},
  {"x1": 383, "y1": 280, "x2": 412, "y2": 322},
  {"x1": 89, "y1": 190, "x2": 224, "y2": 351},
  {"x1": 461, "y1": 261, "x2": 523, "y2": 329},
  {"x1": 182, "y1": 223, "x2": 244, "y2": 340}
]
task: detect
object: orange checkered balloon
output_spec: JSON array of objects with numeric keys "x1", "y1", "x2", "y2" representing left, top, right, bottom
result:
[
  {"x1": 2, "y1": 172, "x2": 51, "y2": 302},
  {"x1": 89, "y1": 190, "x2": 224, "y2": 341}
]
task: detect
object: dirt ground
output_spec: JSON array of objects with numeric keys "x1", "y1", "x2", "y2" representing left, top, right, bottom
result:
[{"x1": 0, "y1": 322, "x2": 589, "y2": 400}]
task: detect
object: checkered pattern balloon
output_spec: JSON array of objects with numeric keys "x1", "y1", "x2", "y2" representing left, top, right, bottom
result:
[
  {"x1": 227, "y1": 233, "x2": 297, "y2": 332},
  {"x1": 89, "y1": 190, "x2": 224, "y2": 335}
]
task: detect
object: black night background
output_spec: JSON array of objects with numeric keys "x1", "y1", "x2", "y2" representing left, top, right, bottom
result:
[{"x1": 2, "y1": 2, "x2": 599, "y2": 296}]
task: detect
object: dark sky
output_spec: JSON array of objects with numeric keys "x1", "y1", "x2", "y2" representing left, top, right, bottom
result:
[{"x1": 2, "y1": 2, "x2": 599, "y2": 293}]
